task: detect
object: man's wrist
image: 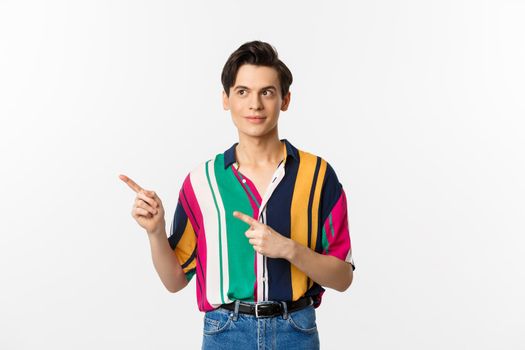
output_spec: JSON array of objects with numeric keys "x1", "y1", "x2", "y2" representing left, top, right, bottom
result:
[
  {"x1": 284, "y1": 238, "x2": 298, "y2": 262},
  {"x1": 147, "y1": 225, "x2": 166, "y2": 238}
]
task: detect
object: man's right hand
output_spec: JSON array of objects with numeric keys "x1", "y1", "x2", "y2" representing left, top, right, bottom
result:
[{"x1": 119, "y1": 174, "x2": 166, "y2": 236}]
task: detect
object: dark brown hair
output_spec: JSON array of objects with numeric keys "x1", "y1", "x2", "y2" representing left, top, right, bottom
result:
[{"x1": 221, "y1": 40, "x2": 293, "y2": 98}]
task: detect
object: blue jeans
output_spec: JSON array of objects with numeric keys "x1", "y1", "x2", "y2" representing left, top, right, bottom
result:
[{"x1": 201, "y1": 300, "x2": 320, "y2": 350}]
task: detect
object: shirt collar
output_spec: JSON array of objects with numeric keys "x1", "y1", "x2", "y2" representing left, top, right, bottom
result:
[{"x1": 223, "y1": 138, "x2": 299, "y2": 169}]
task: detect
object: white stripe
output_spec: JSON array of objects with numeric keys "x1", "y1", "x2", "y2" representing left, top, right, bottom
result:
[
  {"x1": 256, "y1": 162, "x2": 287, "y2": 301},
  {"x1": 345, "y1": 250, "x2": 354, "y2": 264},
  {"x1": 190, "y1": 160, "x2": 222, "y2": 307},
  {"x1": 256, "y1": 215, "x2": 265, "y2": 302},
  {"x1": 258, "y1": 163, "x2": 286, "y2": 215},
  {"x1": 207, "y1": 158, "x2": 232, "y2": 304},
  {"x1": 263, "y1": 210, "x2": 269, "y2": 301}
]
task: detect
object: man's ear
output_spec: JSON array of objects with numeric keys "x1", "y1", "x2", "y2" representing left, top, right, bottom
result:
[
  {"x1": 280, "y1": 91, "x2": 291, "y2": 111},
  {"x1": 222, "y1": 90, "x2": 230, "y2": 110}
]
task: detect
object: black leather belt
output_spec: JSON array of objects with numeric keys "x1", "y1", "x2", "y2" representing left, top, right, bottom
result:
[{"x1": 219, "y1": 296, "x2": 313, "y2": 318}]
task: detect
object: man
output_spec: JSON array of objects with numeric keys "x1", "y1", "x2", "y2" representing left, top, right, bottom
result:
[{"x1": 119, "y1": 40, "x2": 355, "y2": 349}]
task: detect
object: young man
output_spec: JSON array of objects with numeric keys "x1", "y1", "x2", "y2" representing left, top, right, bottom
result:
[{"x1": 119, "y1": 40, "x2": 355, "y2": 349}]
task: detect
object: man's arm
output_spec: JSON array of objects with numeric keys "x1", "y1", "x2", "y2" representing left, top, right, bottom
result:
[
  {"x1": 148, "y1": 227, "x2": 189, "y2": 293},
  {"x1": 284, "y1": 240, "x2": 353, "y2": 292},
  {"x1": 232, "y1": 210, "x2": 353, "y2": 292}
]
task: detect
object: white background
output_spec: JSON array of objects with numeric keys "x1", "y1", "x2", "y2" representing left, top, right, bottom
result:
[{"x1": 1, "y1": 0, "x2": 524, "y2": 349}]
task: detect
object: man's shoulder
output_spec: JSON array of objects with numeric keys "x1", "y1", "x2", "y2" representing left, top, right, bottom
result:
[
  {"x1": 186, "y1": 158, "x2": 215, "y2": 177},
  {"x1": 292, "y1": 144, "x2": 344, "y2": 194},
  {"x1": 186, "y1": 148, "x2": 231, "y2": 177},
  {"x1": 295, "y1": 146, "x2": 337, "y2": 176}
]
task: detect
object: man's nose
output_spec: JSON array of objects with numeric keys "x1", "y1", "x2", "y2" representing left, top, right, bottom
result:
[{"x1": 249, "y1": 94, "x2": 263, "y2": 110}]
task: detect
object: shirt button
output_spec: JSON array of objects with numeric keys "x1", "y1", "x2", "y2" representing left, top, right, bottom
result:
[
  {"x1": 262, "y1": 277, "x2": 267, "y2": 282},
  {"x1": 242, "y1": 179, "x2": 247, "y2": 183}
]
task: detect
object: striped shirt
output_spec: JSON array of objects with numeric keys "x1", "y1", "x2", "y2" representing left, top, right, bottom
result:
[{"x1": 168, "y1": 138, "x2": 355, "y2": 312}]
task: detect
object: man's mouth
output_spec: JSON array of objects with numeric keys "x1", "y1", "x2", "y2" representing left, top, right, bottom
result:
[{"x1": 244, "y1": 116, "x2": 267, "y2": 123}]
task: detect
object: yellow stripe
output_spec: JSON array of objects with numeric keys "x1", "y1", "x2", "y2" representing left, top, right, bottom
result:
[
  {"x1": 175, "y1": 218, "x2": 197, "y2": 274},
  {"x1": 290, "y1": 150, "x2": 319, "y2": 300}
]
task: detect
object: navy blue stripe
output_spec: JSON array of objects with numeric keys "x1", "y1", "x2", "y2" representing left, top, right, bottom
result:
[
  {"x1": 196, "y1": 250, "x2": 203, "y2": 309},
  {"x1": 305, "y1": 283, "x2": 325, "y2": 304},
  {"x1": 319, "y1": 162, "x2": 342, "y2": 227},
  {"x1": 308, "y1": 157, "x2": 321, "y2": 248},
  {"x1": 266, "y1": 152, "x2": 300, "y2": 301},
  {"x1": 168, "y1": 200, "x2": 188, "y2": 249}
]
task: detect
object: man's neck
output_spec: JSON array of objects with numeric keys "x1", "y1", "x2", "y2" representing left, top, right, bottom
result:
[{"x1": 235, "y1": 131, "x2": 284, "y2": 168}]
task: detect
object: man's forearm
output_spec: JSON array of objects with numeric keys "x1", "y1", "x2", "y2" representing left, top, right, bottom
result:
[
  {"x1": 284, "y1": 240, "x2": 353, "y2": 292},
  {"x1": 147, "y1": 228, "x2": 188, "y2": 293}
]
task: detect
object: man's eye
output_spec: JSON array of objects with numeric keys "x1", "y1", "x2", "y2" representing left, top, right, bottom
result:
[
  {"x1": 238, "y1": 90, "x2": 245, "y2": 95},
  {"x1": 263, "y1": 90, "x2": 273, "y2": 96}
]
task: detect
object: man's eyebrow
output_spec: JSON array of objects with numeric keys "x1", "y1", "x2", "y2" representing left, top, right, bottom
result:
[{"x1": 233, "y1": 85, "x2": 277, "y2": 91}]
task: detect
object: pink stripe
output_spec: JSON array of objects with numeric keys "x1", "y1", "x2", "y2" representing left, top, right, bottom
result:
[
  {"x1": 180, "y1": 174, "x2": 213, "y2": 311},
  {"x1": 324, "y1": 188, "x2": 351, "y2": 261}
]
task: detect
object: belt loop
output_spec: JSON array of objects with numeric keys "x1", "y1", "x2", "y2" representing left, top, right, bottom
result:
[
  {"x1": 280, "y1": 301, "x2": 288, "y2": 320},
  {"x1": 232, "y1": 300, "x2": 240, "y2": 321}
]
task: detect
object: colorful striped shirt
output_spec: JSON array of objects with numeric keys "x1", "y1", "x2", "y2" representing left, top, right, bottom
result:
[{"x1": 168, "y1": 138, "x2": 355, "y2": 312}]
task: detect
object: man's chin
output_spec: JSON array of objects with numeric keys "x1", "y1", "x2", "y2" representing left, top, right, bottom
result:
[{"x1": 238, "y1": 127, "x2": 277, "y2": 139}]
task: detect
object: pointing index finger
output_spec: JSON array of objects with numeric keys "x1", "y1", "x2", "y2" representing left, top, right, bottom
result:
[
  {"x1": 119, "y1": 174, "x2": 143, "y2": 194},
  {"x1": 233, "y1": 211, "x2": 259, "y2": 227}
]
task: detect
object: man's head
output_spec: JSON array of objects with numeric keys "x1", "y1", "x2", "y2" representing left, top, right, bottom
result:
[
  {"x1": 221, "y1": 40, "x2": 293, "y2": 99},
  {"x1": 221, "y1": 41, "x2": 293, "y2": 139}
]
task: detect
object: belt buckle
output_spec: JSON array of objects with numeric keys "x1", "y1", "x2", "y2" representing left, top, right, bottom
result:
[{"x1": 255, "y1": 303, "x2": 272, "y2": 318}]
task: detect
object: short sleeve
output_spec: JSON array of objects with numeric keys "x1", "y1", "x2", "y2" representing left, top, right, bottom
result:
[
  {"x1": 168, "y1": 188, "x2": 198, "y2": 282},
  {"x1": 319, "y1": 162, "x2": 355, "y2": 271}
]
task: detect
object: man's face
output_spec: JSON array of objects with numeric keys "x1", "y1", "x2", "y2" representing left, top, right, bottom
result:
[{"x1": 223, "y1": 64, "x2": 291, "y2": 139}]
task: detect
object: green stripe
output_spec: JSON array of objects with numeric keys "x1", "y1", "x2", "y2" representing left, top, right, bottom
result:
[
  {"x1": 214, "y1": 154, "x2": 256, "y2": 301},
  {"x1": 329, "y1": 212, "x2": 335, "y2": 237},
  {"x1": 185, "y1": 269, "x2": 196, "y2": 282},
  {"x1": 321, "y1": 224, "x2": 329, "y2": 254},
  {"x1": 238, "y1": 172, "x2": 260, "y2": 207},
  {"x1": 205, "y1": 160, "x2": 225, "y2": 304}
]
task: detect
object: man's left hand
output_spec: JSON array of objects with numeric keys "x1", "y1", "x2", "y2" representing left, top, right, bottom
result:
[{"x1": 233, "y1": 210, "x2": 293, "y2": 259}]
